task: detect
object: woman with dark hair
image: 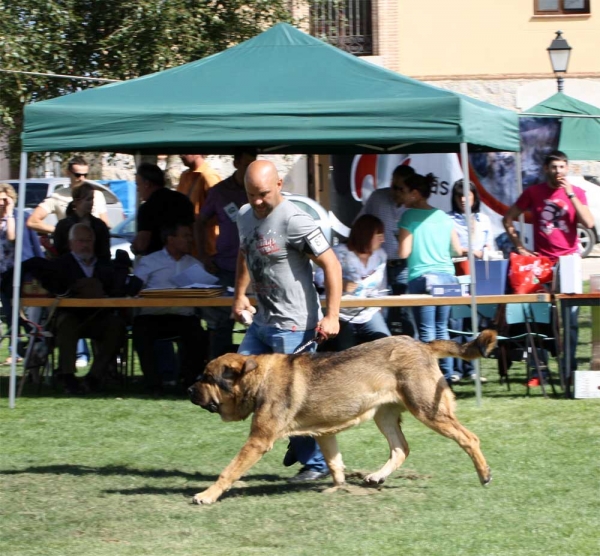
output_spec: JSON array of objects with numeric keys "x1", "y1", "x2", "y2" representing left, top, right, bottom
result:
[
  {"x1": 53, "y1": 183, "x2": 111, "y2": 262},
  {"x1": 448, "y1": 179, "x2": 492, "y2": 260},
  {"x1": 447, "y1": 179, "x2": 492, "y2": 383},
  {"x1": 317, "y1": 214, "x2": 390, "y2": 350},
  {"x1": 397, "y1": 173, "x2": 462, "y2": 385}
]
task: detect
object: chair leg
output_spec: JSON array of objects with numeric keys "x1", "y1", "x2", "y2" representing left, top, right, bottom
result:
[
  {"x1": 128, "y1": 332, "x2": 135, "y2": 385},
  {"x1": 525, "y1": 318, "x2": 552, "y2": 398}
]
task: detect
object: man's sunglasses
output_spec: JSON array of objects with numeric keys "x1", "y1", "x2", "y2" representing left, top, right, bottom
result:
[{"x1": 72, "y1": 172, "x2": 88, "y2": 178}]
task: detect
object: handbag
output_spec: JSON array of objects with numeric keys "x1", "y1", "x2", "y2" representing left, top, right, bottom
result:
[{"x1": 508, "y1": 252, "x2": 554, "y2": 294}]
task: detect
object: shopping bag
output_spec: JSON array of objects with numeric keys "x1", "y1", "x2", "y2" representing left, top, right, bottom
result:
[{"x1": 508, "y1": 253, "x2": 554, "y2": 294}]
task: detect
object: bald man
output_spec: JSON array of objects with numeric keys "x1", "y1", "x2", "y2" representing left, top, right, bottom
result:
[{"x1": 232, "y1": 160, "x2": 342, "y2": 482}]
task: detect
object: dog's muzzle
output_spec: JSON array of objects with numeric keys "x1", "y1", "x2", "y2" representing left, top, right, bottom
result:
[
  {"x1": 204, "y1": 402, "x2": 220, "y2": 414},
  {"x1": 188, "y1": 387, "x2": 220, "y2": 414}
]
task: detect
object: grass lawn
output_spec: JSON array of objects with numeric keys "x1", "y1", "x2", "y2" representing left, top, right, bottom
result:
[{"x1": 1, "y1": 308, "x2": 599, "y2": 556}]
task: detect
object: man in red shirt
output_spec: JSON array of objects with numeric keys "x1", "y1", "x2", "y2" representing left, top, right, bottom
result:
[{"x1": 503, "y1": 150, "x2": 594, "y2": 385}]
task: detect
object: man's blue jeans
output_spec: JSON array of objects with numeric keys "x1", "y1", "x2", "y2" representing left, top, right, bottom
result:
[
  {"x1": 408, "y1": 274, "x2": 457, "y2": 381},
  {"x1": 238, "y1": 324, "x2": 328, "y2": 473}
]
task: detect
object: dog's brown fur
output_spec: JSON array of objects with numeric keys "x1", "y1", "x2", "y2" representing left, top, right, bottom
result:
[{"x1": 188, "y1": 330, "x2": 497, "y2": 505}]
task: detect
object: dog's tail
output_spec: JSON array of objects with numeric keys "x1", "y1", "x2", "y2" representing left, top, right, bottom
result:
[{"x1": 427, "y1": 329, "x2": 497, "y2": 360}]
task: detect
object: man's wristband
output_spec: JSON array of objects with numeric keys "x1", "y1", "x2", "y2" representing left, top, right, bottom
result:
[{"x1": 567, "y1": 193, "x2": 576, "y2": 200}]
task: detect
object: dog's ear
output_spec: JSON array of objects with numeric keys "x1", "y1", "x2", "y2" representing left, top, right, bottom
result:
[
  {"x1": 243, "y1": 358, "x2": 258, "y2": 374},
  {"x1": 221, "y1": 357, "x2": 259, "y2": 382}
]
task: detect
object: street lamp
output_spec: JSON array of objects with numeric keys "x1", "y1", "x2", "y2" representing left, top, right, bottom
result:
[{"x1": 547, "y1": 30, "x2": 572, "y2": 93}]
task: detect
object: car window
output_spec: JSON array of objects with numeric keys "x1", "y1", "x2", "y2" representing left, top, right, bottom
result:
[
  {"x1": 10, "y1": 183, "x2": 53, "y2": 209},
  {"x1": 289, "y1": 199, "x2": 320, "y2": 221},
  {"x1": 111, "y1": 215, "x2": 136, "y2": 236}
]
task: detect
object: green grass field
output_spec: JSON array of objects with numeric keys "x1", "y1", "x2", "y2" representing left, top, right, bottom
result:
[{"x1": 1, "y1": 309, "x2": 599, "y2": 556}]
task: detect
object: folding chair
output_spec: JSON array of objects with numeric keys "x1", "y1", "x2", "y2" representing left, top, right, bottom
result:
[
  {"x1": 17, "y1": 314, "x2": 55, "y2": 396},
  {"x1": 496, "y1": 303, "x2": 559, "y2": 398},
  {"x1": 448, "y1": 303, "x2": 498, "y2": 334}
]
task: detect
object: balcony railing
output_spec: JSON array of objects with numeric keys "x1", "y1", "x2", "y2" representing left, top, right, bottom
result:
[{"x1": 309, "y1": 0, "x2": 373, "y2": 56}]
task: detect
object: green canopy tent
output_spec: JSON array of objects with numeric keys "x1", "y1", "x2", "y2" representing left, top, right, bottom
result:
[
  {"x1": 10, "y1": 23, "x2": 521, "y2": 407},
  {"x1": 21, "y1": 23, "x2": 519, "y2": 155},
  {"x1": 524, "y1": 92, "x2": 600, "y2": 161}
]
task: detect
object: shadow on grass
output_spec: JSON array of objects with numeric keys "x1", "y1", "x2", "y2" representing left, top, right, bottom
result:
[
  {"x1": 0, "y1": 463, "x2": 430, "y2": 501},
  {"x1": 103, "y1": 473, "x2": 426, "y2": 501},
  {"x1": 0, "y1": 463, "x2": 216, "y2": 480},
  {"x1": 0, "y1": 374, "x2": 194, "y2": 400}
]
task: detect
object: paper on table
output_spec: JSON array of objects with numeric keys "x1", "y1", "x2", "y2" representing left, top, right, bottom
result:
[
  {"x1": 171, "y1": 264, "x2": 219, "y2": 288},
  {"x1": 179, "y1": 284, "x2": 222, "y2": 289}
]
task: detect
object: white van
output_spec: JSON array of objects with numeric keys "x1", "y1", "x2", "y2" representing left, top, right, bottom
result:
[{"x1": 7, "y1": 178, "x2": 125, "y2": 229}]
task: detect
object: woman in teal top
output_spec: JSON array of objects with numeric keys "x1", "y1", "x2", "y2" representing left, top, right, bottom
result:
[{"x1": 397, "y1": 173, "x2": 462, "y2": 384}]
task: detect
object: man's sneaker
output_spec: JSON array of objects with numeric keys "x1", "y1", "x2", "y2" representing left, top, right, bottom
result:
[
  {"x1": 470, "y1": 374, "x2": 488, "y2": 383},
  {"x1": 76, "y1": 358, "x2": 88, "y2": 369},
  {"x1": 283, "y1": 445, "x2": 298, "y2": 467},
  {"x1": 450, "y1": 373, "x2": 461, "y2": 384},
  {"x1": 288, "y1": 467, "x2": 330, "y2": 483}
]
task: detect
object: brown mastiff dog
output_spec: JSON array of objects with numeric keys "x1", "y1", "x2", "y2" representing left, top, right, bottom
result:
[{"x1": 188, "y1": 330, "x2": 496, "y2": 505}]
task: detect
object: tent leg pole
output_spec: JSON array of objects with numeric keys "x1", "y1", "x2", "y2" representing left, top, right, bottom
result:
[
  {"x1": 9, "y1": 152, "x2": 28, "y2": 408},
  {"x1": 460, "y1": 142, "x2": 482, "y2": 407},
  {"x1": 516, "y1": 151, "x2": 525, "y2": 242}
]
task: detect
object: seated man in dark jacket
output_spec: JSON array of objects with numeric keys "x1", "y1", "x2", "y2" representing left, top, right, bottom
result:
[{"x1": 24, "y1": 223, "x2": 140, "y2": 394}]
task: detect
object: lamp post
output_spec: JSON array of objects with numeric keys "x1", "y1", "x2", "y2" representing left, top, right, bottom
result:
[{"x1": 547, "y1": 30, "x2": 572, "y2": 93}]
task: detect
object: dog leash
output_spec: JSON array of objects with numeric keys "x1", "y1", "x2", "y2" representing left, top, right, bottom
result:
[{"x1": 293, "y1": 326, "x2": 328, "y2": 354}]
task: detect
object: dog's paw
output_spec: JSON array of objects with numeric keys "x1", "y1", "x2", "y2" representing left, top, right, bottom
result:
[
  {"x1": 480, "y1": 467, "x2": 492, "y2": 487},
  {"x1": 192, "y1": 491, "x2": 216, "y2": 505},
  {"x1": 479, "y1": 467, "x2": 492, "y2": 486},
  {"x1": 363, "y1": 473, "x2": 387, "y2": 486}
]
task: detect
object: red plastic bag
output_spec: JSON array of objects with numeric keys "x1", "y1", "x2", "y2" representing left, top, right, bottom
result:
[{"x1": 508, "y1": 252, "x2": 554, "y2": 294}]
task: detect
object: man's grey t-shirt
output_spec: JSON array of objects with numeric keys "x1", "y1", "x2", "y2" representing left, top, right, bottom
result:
[{"x1": 237, "y1": 200, "x2": 325, "y2": 330}]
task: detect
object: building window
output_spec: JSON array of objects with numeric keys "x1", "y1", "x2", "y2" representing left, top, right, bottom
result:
[
  {"x1": 309, "y1": 0, "x2": 373, "y2": 55},
  {"x1": 534, "y1": 0, "x2": 590, "y2": 15}
]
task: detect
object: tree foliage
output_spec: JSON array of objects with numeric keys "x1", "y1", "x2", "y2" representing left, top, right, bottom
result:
[{"x1": 0, "y1": 0, "x2": 294, "y2": 165}]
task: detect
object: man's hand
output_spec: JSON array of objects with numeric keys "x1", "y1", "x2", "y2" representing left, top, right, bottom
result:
[
  {"x1": 556, "y1": 176, "x2": 574, "y2": 195},
  {"x1": 231, "y1": 295, "x2": 255, "y2": 323},
  {"x1": 316, "y1": 313, "x2": 340, "y2": 340}
]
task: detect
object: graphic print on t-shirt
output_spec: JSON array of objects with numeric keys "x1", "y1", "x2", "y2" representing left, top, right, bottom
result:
[
  {"x1": 539, "y1": 199, "x2": 570, "y2": 236},
  {"x1": 246, "y1": 229, "x2": 280, "y2": 316}
]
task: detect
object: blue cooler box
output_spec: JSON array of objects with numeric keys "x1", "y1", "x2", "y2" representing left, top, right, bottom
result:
[
  {"x1": 474, "y1": 259, "x2": 509, "y2": 295},
  {"x1": 430, "y1": 284, "x2": 470, "y2": 297}
]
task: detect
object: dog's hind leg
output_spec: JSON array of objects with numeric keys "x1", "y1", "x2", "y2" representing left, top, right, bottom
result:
[
  {"x1": 407, "y1": 396, "x2": 491, "y2": 486},
  {"x1": 316, "y1": 435, "x2": 346, "y2": 486},
  {"x1": 363, "y1": 404, "x2": 409, "y2": 486}
]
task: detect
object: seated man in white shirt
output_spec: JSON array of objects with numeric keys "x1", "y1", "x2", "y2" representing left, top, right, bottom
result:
[{"x1": 133, "y1": 223, "x2": 208, "y2": 393}]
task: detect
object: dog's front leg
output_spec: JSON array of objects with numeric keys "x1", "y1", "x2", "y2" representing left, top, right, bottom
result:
[
  {"x1": 192, "y1": 433, "x2": 275, "y2": 505},
  {"x1": 316, "y1": 435, "x2": 345, "y2": 486}
]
